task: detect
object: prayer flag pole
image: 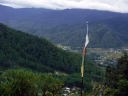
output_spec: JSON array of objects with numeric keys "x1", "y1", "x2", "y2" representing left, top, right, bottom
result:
[{"x1": 81, "y1": 21, "x2": 89, "y2": 96}]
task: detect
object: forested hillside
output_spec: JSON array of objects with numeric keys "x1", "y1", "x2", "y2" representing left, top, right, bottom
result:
[
  {"x1": 0, "y1": 3, "x2": 127, "y2": 96},
  {"x1": 0, "y1": 23, "x2": 105, "y2": 94},
  {"x1": 0, "y1": 5, "x2": 128, "y2": 48},
  {"x1": 0, "y1": 23, "x2": 81, "y2": 73},
  {"x1": 45, "y1": 21, "x2": 128, "y2": 48}
]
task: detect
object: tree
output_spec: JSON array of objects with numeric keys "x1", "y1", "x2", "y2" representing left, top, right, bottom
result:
[
  {"x1": 117, "y1": 52, "x2": 128, "y2": 80},
  {"x1": 0, "y1": 69, "x2": 38, "y2": 96},
  {"x1": 0, "y1": 69, "x2": 64, "y2": 96},
  {"x1": 104, "y1": 52, "x2": 128, "y2": 96},
  {"x1": 38, "y1": 74, "x2": 63, "y2": 96}
]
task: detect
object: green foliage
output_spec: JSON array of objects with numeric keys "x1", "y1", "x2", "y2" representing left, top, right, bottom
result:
[
  {"x1": 117, "y1": 52, "x2": 128, "y2": 80},
  {"x1": 0, "y1": 23, "x2": 81, "y2": 73},
  {"x1": 0, "y1": 23, "x2": 106, "y2": 95},
  {"x1": 0, "y1": 69, "x2": 63, "y2": 96},
  {"x1": 54, "y1": 61, "x2": 105, "y2": 92},
  {"x1": 105, "y1": 52, "x2": 128, "y2": 96},
  {"x1": 114, "y1": 79, "x2": 128, "y2": 96},
  {"x1": 0, "y1": 69, "x2": 38, "y2": 96},
  {"x1": 37, "y1": 74, "x2": 63, "y2": 96}
]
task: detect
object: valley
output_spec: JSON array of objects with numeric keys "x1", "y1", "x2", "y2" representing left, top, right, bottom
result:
[{"x1": 0, "y1": 4, "x2": 128, "y2": 96}]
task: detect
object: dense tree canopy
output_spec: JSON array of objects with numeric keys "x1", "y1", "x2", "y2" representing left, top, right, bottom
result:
[
  {"x1": 0, "y1": 23, "x2": 81, "y2": 73},
  {"x1": 0, "y1": 69, "x2": 63, "y2": 96},
  {"x1": 105, "y1": 52, "x2": 128, "y2": 96}
]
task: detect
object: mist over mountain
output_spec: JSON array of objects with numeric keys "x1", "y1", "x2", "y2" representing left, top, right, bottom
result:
[{"x1": 0, "y1": 5, "x2": 128, "y2": 48}]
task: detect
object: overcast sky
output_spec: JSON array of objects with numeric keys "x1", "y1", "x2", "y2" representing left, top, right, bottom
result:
[{"x1": 0, "y1": 0, "x2": 128, "y2": 13}]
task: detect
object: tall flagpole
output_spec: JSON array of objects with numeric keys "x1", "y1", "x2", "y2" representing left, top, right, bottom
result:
[{"x1": 81, "y1": 21, "x2": 89, "y2": 96}]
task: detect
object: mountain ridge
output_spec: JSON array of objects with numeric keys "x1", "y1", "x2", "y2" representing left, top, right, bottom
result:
[{"x1": 0, "y1": 5, "x2": 128, "y2": 48}]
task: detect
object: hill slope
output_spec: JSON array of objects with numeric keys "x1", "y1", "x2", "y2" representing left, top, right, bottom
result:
[
  {"x1": 46, "y1": 20, "x2": 128, "y2": 49},
  {"x1": 0, "y1": 23, "x2": 81, "y2": 73},
  {"x1": 0, "y1": 5, "x2": 128, "y2": 48}
]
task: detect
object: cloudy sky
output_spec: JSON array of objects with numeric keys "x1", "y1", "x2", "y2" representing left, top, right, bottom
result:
[{"x1": 0, "y1": 0, "x2": 128, "y2": 13}]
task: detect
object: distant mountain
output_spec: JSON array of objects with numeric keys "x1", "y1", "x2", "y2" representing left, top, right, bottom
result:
[
  {"x1": 0, "y1": 23, "x2": 81, "y2": 73},
  {"x1": 47, "y1": 19, "x2": 128, "y2": 48},
  {"x1": 0, "y1": 5, "x2": 128, "y2": 48}
]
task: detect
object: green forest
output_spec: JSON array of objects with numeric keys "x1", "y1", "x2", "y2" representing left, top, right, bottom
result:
[
  {"x1": 104, "y1": 52, "x2": 128, "y2": 96},
  {"x1": 0, "y1": 23, "x2": 81, "y2": 73},
  {"x1": 0, "y1": 23, "x2": 128, "y2": 96}
]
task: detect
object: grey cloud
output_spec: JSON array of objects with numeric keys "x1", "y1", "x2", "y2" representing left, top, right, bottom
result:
[{"x1": 0, "y1": 0, "x2": 128, "y2": 13}]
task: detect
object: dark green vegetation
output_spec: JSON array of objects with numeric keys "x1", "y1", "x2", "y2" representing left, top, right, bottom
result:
[
  {"x1": 56, "y1": 62, "x2": 105, "y2": 91},
  {"x1": 0, "y1": 23, "x2": 81, "y2": 73},
  {"x1": 46, "y1": 22, "x2": 128, "y2": 49},
  {"x1": 0, "y1": 23, "x2": 104, "y2": 94},
  {"x1": 0, "y1": 68, "x2": 104, "y2": 96},
  {"x1": 0, "y1": 4, "x2": 128, "y2": 95},
  {"x1": 0, "y1": 69, "x2": 63, "y2": 96},
  {"x1": 104, "y1": 52, "x2": 128, "y2": 96},
  {"x1": 0, "y1": 5, "x2": 128, "y2": 48}
]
